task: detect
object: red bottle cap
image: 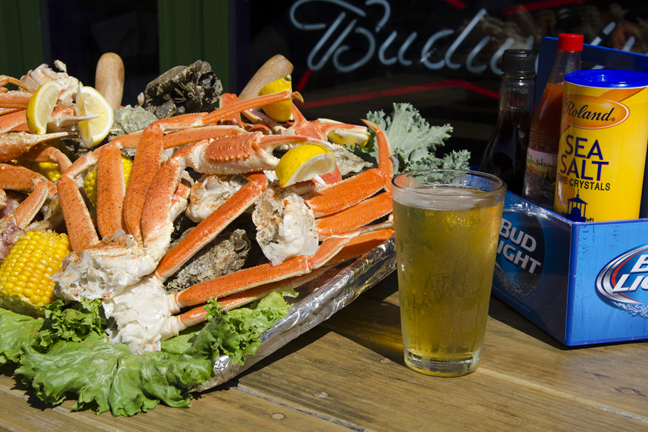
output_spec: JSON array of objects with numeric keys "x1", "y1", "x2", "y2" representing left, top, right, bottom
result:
[{"x1": 557, "y1": 33, "x2": 584, "y2": 51}]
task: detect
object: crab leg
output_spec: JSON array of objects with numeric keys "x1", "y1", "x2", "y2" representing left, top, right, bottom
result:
[
  {"x1": 0, "y1": 91, "x2": 31, "y2": 109},
  {"x1": 58, "y1": 175, "x2": 99, "y2": 250},
  {"x1": 203, "y1": 90, "x2": 303, "y2": 125},
  {"x1": 285, "y1": 103, "x2": 369, "y2": 142},
  {"x1": 18, "y1": 143, "x2": 72, "y2": 173},
  {"x1": 364, "y1": 119, "x2": 394, "y2": 190},
  {"x1": 172, "y1": 268, "x2": 329, "y2": 331},
  {"x1": 0, "y1": 75, "x2": 28, "y2": 90},
  {"x1": 122, "y1": 124, "x2": 164, "y2": 242},
  {"x1": 108, "y1": 124, "x2": 248, "y2": 150},
  {"x1": 0, "y1": 131, "x2": 73, "y2": 163},
  {"x1": 170, "y1": 235, "x2": 352, "y2": 311},
  {"x1": 316, "y1": 193, "x2": 393, "y2": 239},
  {"x1": 306, "y1": 168, "x2": 386, "y2": 217},
  {"x1": 326, "y1": 227, "x2": 394, "y2": 266},
  {"x1": 107, "y1": 92, "x2": 302, "y2": 149},
  {"x1": 0, "y1": 110, "x2": 27, "y2": 133},
  {"x1": 0, "y1": 164, "x2": 54, "y2": 228},
  {"x1": 96, "y1": 143, "x2": 126, "y2": 238},
  {"x1": 171, "y1": 227, "x2": 395, "y2": 333}
]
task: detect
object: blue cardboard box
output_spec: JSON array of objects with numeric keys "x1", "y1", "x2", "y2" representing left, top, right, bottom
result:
[{"x1": 491, "y1": 192, "x2": 648, "y2": 346}]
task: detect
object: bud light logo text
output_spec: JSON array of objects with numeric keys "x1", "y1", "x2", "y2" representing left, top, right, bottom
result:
[
  {"x1": 494, "y1": 212, "x2": 544, "y2": 299},
  {"x1": 596, "y1": 245, "x2": 648, "y2": 318}
]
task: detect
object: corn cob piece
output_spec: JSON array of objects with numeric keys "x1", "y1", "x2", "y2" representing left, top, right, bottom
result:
[
  {"x1": 0, "y1": 230, "x2": 71, "y2": 316},
  {"x1": 21, "y1": 161, "x2": 61, "y2": 181},
  {"x1": 83, "y1": 155, "x2": 133, "y2": 207}
]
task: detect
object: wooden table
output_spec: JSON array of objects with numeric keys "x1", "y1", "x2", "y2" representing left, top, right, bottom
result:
[{"x1": 1, "y1": 270, "x2": 647, "y2": 431}]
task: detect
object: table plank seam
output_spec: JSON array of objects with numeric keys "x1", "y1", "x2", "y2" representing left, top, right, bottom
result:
[
  {"x1": 234, "y1": 384, "x2": 369, "y2": 431},
  {"x1": 478, "y1": 368, "x2": 648, "y2": 425}
]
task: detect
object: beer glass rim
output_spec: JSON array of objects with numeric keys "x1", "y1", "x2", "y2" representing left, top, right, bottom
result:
[{"x1": 391, "y1": 169, "x2": 507, "y2": 199}]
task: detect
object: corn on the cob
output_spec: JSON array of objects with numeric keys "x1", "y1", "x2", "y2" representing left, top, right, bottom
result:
[
  {"x1": 21, "y1": 161, "x2": 61, "y2": 182},
  {"x1": 83, "y1": 155, "x2": 133, "y2": 207},
  {"x1": 0, "y1": 230, "x2": 71, "y2": 316}
]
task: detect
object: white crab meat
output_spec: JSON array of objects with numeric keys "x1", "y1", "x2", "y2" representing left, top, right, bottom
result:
[
  {"x1": 252, "y1": 184, "x2": 318, "y2": 266},
  {"x1": 52, "y1": 231, "x2": 160, "y2": 302},
  {"x1": 185, "y1": 174, "x2": 247, "y2": 222},
  {"x1": 102, "y1": 277, "x2": 177, "y2": 354}
]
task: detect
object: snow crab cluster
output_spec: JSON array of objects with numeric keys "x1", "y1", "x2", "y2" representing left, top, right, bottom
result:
[
  {"x1": 0, "y1": 63, "x2": 87, "y2": 260},
  {"x1": 1, "y1": 63, "x2": 395, "y2": 355}
]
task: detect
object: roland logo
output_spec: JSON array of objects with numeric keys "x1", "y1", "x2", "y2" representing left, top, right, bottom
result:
[
  {"x1": 564, "y1": 101, "x2": 614, "y2": 122},
  {"x1": 562, "y1": 95, "x2": 628, "y2": 129}
]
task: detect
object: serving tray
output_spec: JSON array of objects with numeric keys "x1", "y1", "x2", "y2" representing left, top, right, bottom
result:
[{"x1": 200, "y1": 236, "x2": 396, "y2": 390}]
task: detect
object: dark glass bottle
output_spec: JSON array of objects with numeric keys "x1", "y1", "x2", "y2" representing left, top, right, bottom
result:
[{"x1": 481, "y1": 49, "x2": 536, "y2": 195}]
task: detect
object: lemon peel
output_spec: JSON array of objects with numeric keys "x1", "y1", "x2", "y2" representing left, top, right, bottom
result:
[
  {"x1": 275, "y1": 144, "x2": 336, "y2": 188},
  {"x1": 76, "y1": 85, "x2": 114, "y2": 147},
  {"x1": 26, "y1": 80, "x2": 63, "y2": 134},
  {"x1": 258, "y1": 75, "x2": 293, "y2": 122}
]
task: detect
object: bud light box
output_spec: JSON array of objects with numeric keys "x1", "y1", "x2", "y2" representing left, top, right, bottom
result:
[{"x1": 491, "y1": 192, "x2": 648, "y2": 346}]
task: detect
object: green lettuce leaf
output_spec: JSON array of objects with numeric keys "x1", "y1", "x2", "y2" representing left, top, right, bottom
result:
[
  {"x1": 2, "y1": 290, "x2": 294, "y2": 416},
  {"x1": 189, "y1": 291, "x2": 296, "y2": 365},
  {"x1": 357, "y1": 102, "x2": 470, "y2": 173},
  {"x1": 0, "y1": 308, "x2": 43, "y2": 366},
  {"x1": 33, "y1": 298, "x2": 106, "y2": 349},
  {"x1": 17, "y1": 333, "x2": 212, "y2": 416}
]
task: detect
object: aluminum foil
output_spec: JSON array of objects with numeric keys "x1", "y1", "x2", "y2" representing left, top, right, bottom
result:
[{"x1": 197, "y1": 236, "x2": 396, "y2": 390}]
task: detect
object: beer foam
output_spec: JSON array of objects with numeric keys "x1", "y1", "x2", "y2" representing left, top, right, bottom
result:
[{"x1": 393, "y1": 185, "x2": 502, "y2": 211}]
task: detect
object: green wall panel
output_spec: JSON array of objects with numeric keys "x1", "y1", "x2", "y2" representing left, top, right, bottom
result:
[
  {"x1": 0, "y1": 0, "x2": 44, "y2": 78},
  {"x1": 158, "y1": 0, "x2": 231, "y2": 92}
]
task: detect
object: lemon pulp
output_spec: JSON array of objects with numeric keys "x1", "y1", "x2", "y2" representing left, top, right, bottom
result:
[
  {"x1": 76, "y1": 86, "x2": 114, "y2": 147},
  {"x1": 26, "y1": 80, "x2": 63, "y2": 134},
  {"x1": 275, "y1": 144, "x2": 336, "y2": 188}
]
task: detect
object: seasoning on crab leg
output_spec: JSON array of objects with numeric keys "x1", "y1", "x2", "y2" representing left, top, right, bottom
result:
[
  {"x1": 122, "y1": 123, "x2": 164, "y2": 241},
  {"x1": 96, "y1": 143, "x2": 126, "y2": 238}
]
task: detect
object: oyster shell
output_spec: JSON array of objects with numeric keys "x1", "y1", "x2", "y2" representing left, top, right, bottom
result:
[{"x1": 140, "y1": 60, "x2": 223, "y2": 119}]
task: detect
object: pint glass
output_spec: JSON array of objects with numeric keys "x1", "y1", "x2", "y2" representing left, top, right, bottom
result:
[{"x1": 392, "y1": 169, "x2": 506, "y2": 377}]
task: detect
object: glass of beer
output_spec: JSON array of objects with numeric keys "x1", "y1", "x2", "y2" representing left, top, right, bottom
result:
[{"x1": 392, "y1": 169, "x2": 506, "y2": 377}]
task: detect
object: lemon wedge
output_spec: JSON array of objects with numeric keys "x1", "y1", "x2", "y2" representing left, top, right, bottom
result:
[
  {"x1": 258, "y1": 75, "x2": 293, "y2": 122},
  {"x1": 26, "y1": 80, "x2": 63, "y2": 134},
  {"x1": 276, "y1": 144, "x2": 336, "y2": 188},
  {"x1": 76, "y1": 85, "x2": 114, "y2": 147},
  {"x1": 327, "y1": 128, "x2": 371, "y2": 148}
]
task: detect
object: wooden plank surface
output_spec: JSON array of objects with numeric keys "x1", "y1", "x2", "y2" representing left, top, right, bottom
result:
[
  {"x1": 239, "y1": 272, "x2": 648, "y2": 431},
  {"x1": 0, "y1": 371, "x2": 349, "y2": 432},
  {"x1": 1, "y1": 271, "x2": 647, "y2": 431}
]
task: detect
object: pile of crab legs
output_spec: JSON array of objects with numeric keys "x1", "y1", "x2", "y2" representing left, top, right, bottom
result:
[
  {"x1": 1, "y1": 67, "x2": 395, "y2": 355},
  {"x1": 0, "y1": 65, "x2": 89, "y2": 260}
]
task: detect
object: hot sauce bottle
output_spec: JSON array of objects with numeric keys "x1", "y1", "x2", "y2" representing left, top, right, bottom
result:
[
  {"x1": 481, "y1": 49, "x2": 536, "y2": 195},
  {"x1": 522, "y1": 33, "x2": 583, "y2": 209}
]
